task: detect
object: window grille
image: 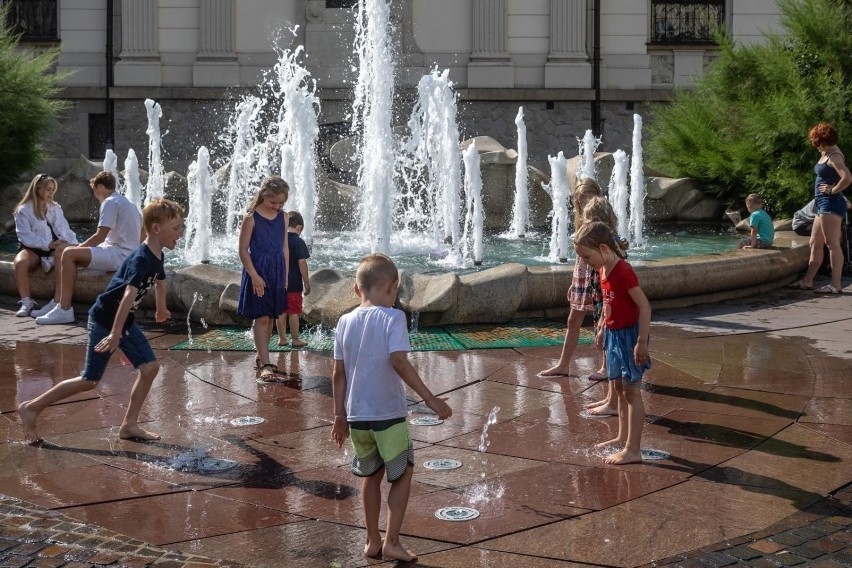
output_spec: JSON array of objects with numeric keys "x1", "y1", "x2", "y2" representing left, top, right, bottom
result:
[
  {"x1": 3, "y1": 0, "x2": 58, "y2": 42},
  {"x1": 326, "y1": 0, "x2": 358, "y2": 9},
  {"x1": 650, "y1": 0, "x2": 724, "y2": 44}
]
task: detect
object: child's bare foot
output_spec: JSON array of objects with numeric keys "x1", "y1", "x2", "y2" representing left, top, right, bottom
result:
[
  {"x1": 382, "y1": 541, "x2": 417, "y2": 562},
  {"x1": 277, "y1": 340, "x2": 288, "y2": 347},
  {"x1": 364, "y1": 540, "x2": 382, "y2": 558},
  {"x1": 290, "y1": 339, "x2": 307, "y2": 348},
  {"x1": 17, "y1": 402, "x2": 42, "y2": 442},
  {"x1": 119, "y1": 425, "x2": 160, "y2": 441},
  {"x1": 586, "y1": 404, "x2": 618, "y2": 417},
  {"x1": 537, "y1": 365, "x2": 571, "y2": 378},
  {"x1": 595, "y1": 437, "x2": 623, "y2": 449},
  {"x1": 584, "y1": 398, "x2": 608, "y2": 409},
  {"x1": 604, "y1": 449, "x2": 642, "y2": 465}
]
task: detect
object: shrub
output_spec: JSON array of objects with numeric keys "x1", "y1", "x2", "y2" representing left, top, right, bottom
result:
[{"x1": 646, "y1": 0, "x2": 852, "y2": 215}]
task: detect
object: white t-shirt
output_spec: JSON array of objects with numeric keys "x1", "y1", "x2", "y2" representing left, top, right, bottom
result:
[
  {"x1": 99, "y1": 192, "x2": 141, "y2": 254},
  {"x1": 333, "y1": 306, "x2": 411, "y2": 422}
]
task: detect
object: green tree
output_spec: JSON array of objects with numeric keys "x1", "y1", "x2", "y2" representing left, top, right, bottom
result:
[
  {"x1": 0, "y1": 6, "x2": 67, "y2": 187},
  {"x1": 646, "y1": 0, "x2": 852, "y2": 215}
]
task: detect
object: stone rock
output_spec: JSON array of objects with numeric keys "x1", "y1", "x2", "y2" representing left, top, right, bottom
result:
[
  {"x1": 774, "y1": 218, "x2": 792, "y2": 231},
  {"x1": 55, "y1": 155, "x2": 103, "y2": 223},
  {"x1": 678, "y1": 197, "x2": 727, "y2": 222},
  {"x1": 170, "y1": 264, "x2": 244, "y2": 326},
  {"x1": 164, "y1": 171, "x2": 189, "y2": 211},
  {"x1": 437, "y1": 263, "x2": 528, "y2": 324},
  {"x1": 398, "y1": 271, "x2": 459, "y2": 321},
  {"x1": 566, "y1": 152, "x2": 614, "y2": 190},
  {"x1": 302, "y1": 268, "x2": 360, "y2": 325}
]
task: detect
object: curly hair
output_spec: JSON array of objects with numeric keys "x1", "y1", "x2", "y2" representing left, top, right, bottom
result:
[{"x1": 808, "y1": 122, "x2": 838, "y2": 147}]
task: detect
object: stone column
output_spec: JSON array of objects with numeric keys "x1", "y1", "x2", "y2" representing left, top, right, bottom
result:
[
  {"x1": 115, "y1": 0, "x2": 161, "y2": 86},
  {"x1": 193, "y1": 0, "x2": 239, "y2": 86},
  {"x1": 467, "y1": 0, "x2": 514, "y2": 88},
  {"x1": 545, "y1": 0, "x2": 591, "y2": 88}
]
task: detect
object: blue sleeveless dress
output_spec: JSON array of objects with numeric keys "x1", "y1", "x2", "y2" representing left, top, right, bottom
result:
[
  {"x1": 814, "y1": 154, "x2": 847, "y2": 217},
  {"x1": 237, "y1": 211, "x2": 288, "y2": 319}
]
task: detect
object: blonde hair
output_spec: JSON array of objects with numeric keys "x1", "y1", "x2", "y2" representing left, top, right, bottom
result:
[
  {"x1": 247, "y1": 176, "x2": 289, "y2": 213},
  {"x1": 574, "y1": 221, "x2": 622, "y2": 257},
  {"x1": 356, "y1": 253, "x2": 398, "y2": 292},
  {"x1": 573, "y1": 178, "x2": 603, "y2": 230},
  {"x1": 15, "y1": 174, "x2": 57, "y2": 220},
  {"x1": 143, "y1": 198, "x2": 185, "y2": 232},
  {"x1": 746, "y1": 193, "x2": 763, "y2": 207}
]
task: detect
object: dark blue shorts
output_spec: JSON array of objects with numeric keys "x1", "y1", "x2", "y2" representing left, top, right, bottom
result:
[
  {"x1": 815, "y1": 194, "x2": 847, "y2": 217},
  {"x1": 82, "y1": 317, "x2": 156, "y2": 381}
]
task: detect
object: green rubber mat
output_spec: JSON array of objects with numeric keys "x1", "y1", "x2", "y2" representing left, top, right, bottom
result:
[
  {"x1": 169, "y1": 320, "x2": 591, "y2": 352},
  {"x1": 444, "y1": 318, "x2": 594, "y2": 349}
]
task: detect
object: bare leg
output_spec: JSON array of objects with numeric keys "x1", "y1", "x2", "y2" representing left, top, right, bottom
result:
[
  {"x1": 119, "y1": 361, "x2": 160, "y2": 440},
  {"x1": 17, "y1": 377, "x2": 98, "y2": 442},
  {"x1": 57, "y1": 247, "x2": 92, "y2": 309},
  {"x1": 820, "y1": 214, "x2": 844, "y2": 290},
  {"x1": 14, "y1": 251, "x2": 39, "y2": 300},
  {"x1": 275, "y1": 314, "x2": 288, "y2": 346},
  {"x1": 595, "y1": 379, "x2": 627, "y2": 448},
  {"x1": 540, "y1": 309, "x2": 587, "y2": 376},
  {"x1": 382, "y1": 465, "x2": 417, "y2": 562},
  {"x1": 362, "y1": 469, "x2": 383, "y2": 558},
  {"x1": 289, "y1": 314, "x2": 306, "y2": 346},
  {"x1": 254, "y1": 316, "x2": 272, "y2": 365},
  {"x1": 802, "y1": 217, "x2": 826, "y2": 287},
  {"x1": 605, "y1": 383, "x2": 645, "y2": 464},
  {"x1": 587, "y1": 382, "x2": 618, "y2": 415}
]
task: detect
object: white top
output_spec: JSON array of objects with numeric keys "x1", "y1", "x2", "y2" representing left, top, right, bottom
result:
[
  {"x1": 99, "y1": 192, "x2": 142, "y2": 254},
  {"x1": 333, "y1": 306, "x2": 411, "y2": 421},
  {"x1": 15, "y1": 202, "x2": 79, "y2": 251}
]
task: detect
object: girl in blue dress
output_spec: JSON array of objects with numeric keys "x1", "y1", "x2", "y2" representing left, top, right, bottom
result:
[{"x1": 238, "y1": 176, "x2": 290, "y2": 381}]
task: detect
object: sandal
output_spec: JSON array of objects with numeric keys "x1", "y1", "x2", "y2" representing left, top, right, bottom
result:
[
  {"x1": 258, "y1": 363, "x2": 282, "y2": 382},
  {"x1": 814, "y1": 284, "x2": 842, "y2": 295},
  {"x1": 787, "y1": 280, "x2": 813, "y2": 290}
]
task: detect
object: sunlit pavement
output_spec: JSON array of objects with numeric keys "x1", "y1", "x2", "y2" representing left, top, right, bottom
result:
[{"x1": 0, "y1": 281, "x2": 849, "y2": 567}]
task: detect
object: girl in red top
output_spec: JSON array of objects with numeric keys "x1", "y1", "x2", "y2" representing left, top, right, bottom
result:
[{"x1": 574, "y1": 221, "x2": 651, "y2": 465}]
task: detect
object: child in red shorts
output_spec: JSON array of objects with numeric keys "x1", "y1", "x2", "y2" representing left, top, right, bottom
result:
[{"x1": 276, "y1": 211, "x2": 311, "y2": 347}]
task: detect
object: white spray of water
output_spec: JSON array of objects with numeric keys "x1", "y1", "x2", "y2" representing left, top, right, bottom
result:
[
  {"x1": 186, "y1": 292, "x2": 202, "y2": 345},
  {"x1": 400, "y1": 67, "x2": 463, "y2": 253},
  {"x1": 185, "y1": 147, "x2": 214, "y2": 264},
  {"x1": 224, "y1": 96, "x2": 263, "y2": 237},
  {"x1": 609, "y1": 149, "x2": 630, "y2": 239},
  {"x1": 543, "y1": 152, "x2": 571, "y2": 262},
  {"x1": 466, "y1": 405, "x2": 504, "y2": 504},
  {"x1": 352, "y1": 0, "x2": 396, "y2": 254},
  {"x1": 462, "y1": 141, "x2": 484, "y2": 265},
  {"x1": 511, "y1": 106, "x2": 529, "y2": 238},
  {"x1": 144, "y1": 99, "x2": 166, "y2": 204},
  {"x1": 577, "y1": 129, "x2": 602, "y2": 184},
  {"x1": 124, "y1": 149, "x2": 143, "y2": 212},
  {"x1": 271, "y1": 38, "x2": 321, "y2": 244},
  {"x1": 629, "y1": 114, "x2": 646, "y2": 246},
  {"x1": 102, "y1": 149, "x2": 121, "y2": 191}
]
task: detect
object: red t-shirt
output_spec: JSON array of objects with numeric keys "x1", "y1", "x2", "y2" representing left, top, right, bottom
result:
[{"x1": 600, "y1": 260, "x2": 640, "y2": 329}]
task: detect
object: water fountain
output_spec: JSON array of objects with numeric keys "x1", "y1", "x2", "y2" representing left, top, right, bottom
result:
[
  {"x1": 511, "y1": 107, "x2": 529, "y2": 238},
  {"x1": 123, "y1": 149, "x2": 143, "y2": 211},
  {"x1": 462, "y1": 141, "x2": 484, "y2": 265},
  {"x1": 543, "y1": 152, "x2": 571, "y2": 262},
  {"x1": 144, "y1": 98, "x2": 166, "y2": 205},
  {"x1": 609, "y1": 149, "x2": 630, "y2": 239},
  {"x1": 629, "y1": 114, "x2": 646, "y2": 246},
  {"x1": 184, "y1": 146, "x2": 214, "y2": 264}
]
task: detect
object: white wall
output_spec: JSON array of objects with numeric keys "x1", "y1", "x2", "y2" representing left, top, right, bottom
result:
[
  {"x1": 730, "y1": 0, "x2": 783, "y2": 45},
  {"x1": 59, "y1": 0, "x2": 107, "y2": 86}
]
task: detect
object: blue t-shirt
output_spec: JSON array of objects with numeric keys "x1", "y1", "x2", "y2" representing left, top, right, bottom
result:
[
  {"x1": 287, "y1": 232, "x2": 310, "y2": 292},
  {"x1": 748, "y1": 209, "x2": 774, "y2": 245},
  {"x1": 89, "y1": 243, "x2": 166, "y2": 331}
]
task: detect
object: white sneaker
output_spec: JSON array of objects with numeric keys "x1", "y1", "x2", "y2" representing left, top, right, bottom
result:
[
  {"x1": 15, "y1": 298, "x2": 35, "y2": 317},
  {"x1": 30, "y1": 299, "x2": 57, "y2": 318},
  {"x1": 35, "y1": 305, "x2": 75, "y2": 325}
]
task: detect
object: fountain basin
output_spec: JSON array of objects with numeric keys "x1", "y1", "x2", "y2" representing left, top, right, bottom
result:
[{"x1": 0, "y1": 232, "x2": 809, "y2": 327}]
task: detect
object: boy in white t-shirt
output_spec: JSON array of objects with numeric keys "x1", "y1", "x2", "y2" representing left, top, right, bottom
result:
[
  {"x1": 331, "y1": 253, "x2": 452, "y2": 563},
  {"x1": 34, "y1": 171, "x2": 143, "y2": 325}
]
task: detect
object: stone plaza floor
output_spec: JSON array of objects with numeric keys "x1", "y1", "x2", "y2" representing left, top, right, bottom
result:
[{"x1": 0, "y1": 283, "x2": 849, "y2": 567}]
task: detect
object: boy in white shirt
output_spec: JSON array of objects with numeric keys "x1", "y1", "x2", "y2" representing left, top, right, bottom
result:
[
  {"x1": 331, "y1": 253, "x2": 451, "y2": 563},
  {"x1": 34, "y1": 171, "x2": 142, "y2": 325}
]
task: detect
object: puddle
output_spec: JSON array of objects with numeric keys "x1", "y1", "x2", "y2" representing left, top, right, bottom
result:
[{"x1": 230, "y1": 416, "x2": 265, "y2": 426}]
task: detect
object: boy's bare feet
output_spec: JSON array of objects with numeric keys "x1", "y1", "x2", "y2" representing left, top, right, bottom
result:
[
  {"x1": 382, "y1": 540, "x2": 417, "y2": 562},
  {"x1": 17, "y1": 402, "x2": 42, "y2": 442},
  {"x1": 119, "y1": 424, "x2": 160, "y2": 441},
  {"x1": 584, "y1": 398, "x2": 608, "y2": 408},
  {"x1": 277, "y1": 339, "x2": 288, "y2": 347},
  {"x1": 364, "y1": 540, "x2": 382, "y2": 558},
  {"x1": 595, "y1": 437, "x2": 623, "y2": 449},
  {"x1": 604, "y1": 449, "x2": 642, "y2": 465},
  {"x1": 290, "y1": 339, "x2": 307, "y2": 348}
]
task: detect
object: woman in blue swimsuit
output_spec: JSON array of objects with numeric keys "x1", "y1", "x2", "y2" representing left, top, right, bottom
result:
[{"x1": 794, "y1": 123, "x2": 851, "y2": 294}]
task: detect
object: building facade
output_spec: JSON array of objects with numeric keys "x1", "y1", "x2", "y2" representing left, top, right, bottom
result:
[{"x1": 8, "y1": 0, "x2": 783, "y2": 174}]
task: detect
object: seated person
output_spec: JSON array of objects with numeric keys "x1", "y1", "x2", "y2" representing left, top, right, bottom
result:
[
  {"x1": 792, "y1": 199, "x2": 817, "y2": 237},
  {"x1": 738, "y1": 193, "x2": 774, "y2": 250},
  {"x1": 33, "y1": 171, "x2": 142, "y2": 325},
  {"x1": 14, "y1": 174, "x2": 78, "y2": 317}
]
